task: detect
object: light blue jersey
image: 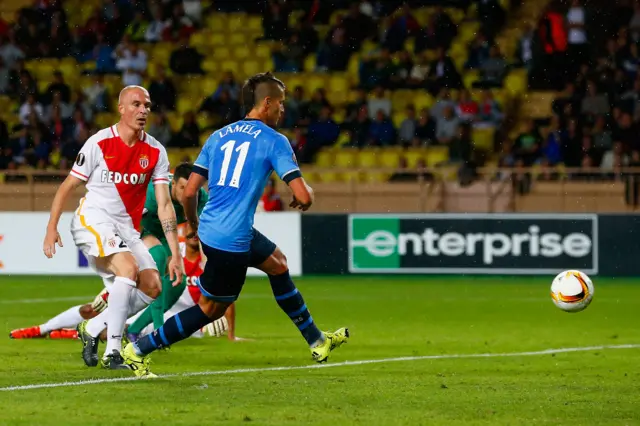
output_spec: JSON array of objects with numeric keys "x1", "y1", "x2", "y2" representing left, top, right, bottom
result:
[{"x1": 193, "y1": 119, "x2": 300, "y2": 252}]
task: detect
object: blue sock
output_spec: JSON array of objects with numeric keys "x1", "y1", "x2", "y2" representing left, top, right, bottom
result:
[
  {"x1": 133, "y1": 305, "x2": 210, "y2": 355},
  {"x1": 269, "y1": 271, "x2": 323, "y2": 346}
]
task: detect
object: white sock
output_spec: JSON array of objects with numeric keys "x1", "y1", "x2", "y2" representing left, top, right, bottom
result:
[
  {"x1": 85, "y1": 309, "x2": 108, "y2": 337},
  {"x1": 85, "y1": 291, "x2": 155, "y2": 337},
  {"x1": 129, "y1": 289, "x2": 154, "y2": 315},
  {"x1": 40, "y1": 305, "x2": 84, "y2": 335},
  {"x1": 104, "y1": 277, "x2": 135, "y2": 357}
]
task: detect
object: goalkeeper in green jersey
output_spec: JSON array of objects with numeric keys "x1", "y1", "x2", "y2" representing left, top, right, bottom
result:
[{"x1": 125, "y1": 163, "x2": 210, "y2": 341}]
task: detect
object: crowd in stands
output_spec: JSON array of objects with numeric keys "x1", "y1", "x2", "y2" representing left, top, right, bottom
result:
[
  {"x1": 13, "y1": 0, "x2": 632, "y2": 185},
  {"x1": 500, "y1": 0, "x2": 640, "y2": 185}
]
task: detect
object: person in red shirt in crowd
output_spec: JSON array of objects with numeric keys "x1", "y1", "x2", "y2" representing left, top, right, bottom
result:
[{"x1": 258, "y1": 176, "x2": 284, "y2": 212}]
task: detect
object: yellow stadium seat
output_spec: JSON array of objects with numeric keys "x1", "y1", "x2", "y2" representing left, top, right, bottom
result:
[
  {"x1": 167, "y1": 150, "x2": 184, "y2": 168},
  {"x1": 314, "y1": 150, "x2": 333, "y2": 167},
  {"x1": 151, "y1": 43, "x2": 173, "y2": 63},
  {"x1": 247, "y1": 16, "x2": 263, "y2": 33},
  {"x1": 329, "y1": 74, "x2": 349, "y2": 93},
  {"x1": 196, "y1": 112, "x2": 215, "y2": 130},
  {"x1": 209, "y1": 33, "x2": 226, "y2": 46},
  {"x1": 492, "y1": 89, "x2": 508, "y2": 107},
  {"x1": 255, "y1": 43, "x2": 272, "y2": 59},
  {"x1": 190, "y1": 32, "x2": 208, "y2": 48},
  {"x1": 242, "y1": 60, "x2": 261, "y2": 78},
  {"x1": 357, "y1": 150, "x2": 378, "y2": 168},
  {"x1": 318, "y1": 171, "x2": 340, "y2": 183},
  {"x1": 405, "y1": 150, "x2": 426, "y2": 168},
  {"x1": 332, "y1": 108, "x2": 346, "y2": 123},
  {"x1": 233, "y1": 46, "x2": 251, "y2": 60},
  {"x1": 165, "y1": 111, "x2": 181, "y2": 132},
  {"x1": 306, "y1": 75, "x2": 326, "y2": 94},
  {"x1": 202, "y1": 58, "x2": 220, "y2": 74},
  {"x1": 413, "y1": 92, "x2": 434, "y2": 110},
  {"x1": 403, "y1": 38, "x2": 415, "y2": 53},
  {"x1": 379, "y1": 150, "x2": 401, "y2": 168},
  {"x1": 472, "y1": 127, "x2": 495, "y2": 151},
  {"x1": 464, "y1": 70, "x2": 480, "y2": 89},
  {"x1": 392, "y1": 112, "x2": 405, "y2": 129},
  {"x1": 261, "y1": 58, "x2": 274, "y2": 72},
  {"x1": 391, "y1": 90, "x2": 413, "y2": 112},
  {"x1": 227, "y1": 13, "x2": 247, "y2": 32},
  {"x1": 341, "y1": 171, "x2": 362, "y2": 182},
  {"x1": 364, "y1": 171, "x2": 389, "y2": 183},
  {"x1": 504, "y1": 69, "x2": 527, "y2": 97},
  {"x1": 228, "y1": 33, "x2": 247, "y2": 45},
  {"x1": 176, "y1": 97, "x2": 195, "y2": 115},
  {"x1": 207, "y1": 14, "x2": 226, "y2": 32},
  {"x1": 347, "y1": 54, "x2": 360, "y2": 80},
  {"x1": 304, "y1": 55, "x2": 316, "y2": 72},
  {"x1": 212, "y1": 46, "x2": 231, "y2": 60},
  {"x1": 425, "y1": 146, "x2": 450, "y2": 166},
  {"x1": 334, "y1": 149, "x2": 357, "y2": 168},
  {"x1": 95, "y1": 112, "x2": 116, "y2": 129}
]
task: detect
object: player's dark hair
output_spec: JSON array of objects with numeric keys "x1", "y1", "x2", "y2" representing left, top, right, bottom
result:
[
  {"x1": 173, "y1": 163, "x2": 193, "y2": 182},
  {"x1": 241, "y1": 72, "x2": 286, "y2": 113}
]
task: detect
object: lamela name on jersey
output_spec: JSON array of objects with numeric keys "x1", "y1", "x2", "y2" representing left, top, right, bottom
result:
[
  {"x1": 218, "y1": 123, "x2": 262, "y2": 139},
  {"x1": 101, "y1": 170, "x2": 148, "y2": 185}
]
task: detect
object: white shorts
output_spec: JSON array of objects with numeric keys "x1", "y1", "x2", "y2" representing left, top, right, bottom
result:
[
  {"x1": 126, "y1": 288, "x2": 202, "y2": 337},
  {"x1": 71, "y1": 215, "x2": 157, "y2": 279}
]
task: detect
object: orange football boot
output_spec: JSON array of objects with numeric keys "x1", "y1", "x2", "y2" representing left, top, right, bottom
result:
[{"x1": 9, "y1": 326, "x2": 43, "y2": 339}]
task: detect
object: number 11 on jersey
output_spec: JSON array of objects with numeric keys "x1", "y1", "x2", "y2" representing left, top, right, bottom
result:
[{"x1": 217, "y1": 140, "x2": 250, "y2": 188}]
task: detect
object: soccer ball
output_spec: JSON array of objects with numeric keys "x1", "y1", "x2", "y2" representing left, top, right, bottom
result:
[{"x1": 550, "y1": 270, "x2": 594, "y2": 313}]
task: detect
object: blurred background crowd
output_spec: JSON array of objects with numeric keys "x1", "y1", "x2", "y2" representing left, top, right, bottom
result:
[{"x1": 0, "y1": 0, "x2": 638, "y2": 188}]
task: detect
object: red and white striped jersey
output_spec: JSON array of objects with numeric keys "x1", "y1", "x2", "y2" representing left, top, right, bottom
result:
[{"x1": 70, "y1": 125, "x2": 170, "y2": 233}]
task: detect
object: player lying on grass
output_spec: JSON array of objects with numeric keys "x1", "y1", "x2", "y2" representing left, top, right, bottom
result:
[
  {"x1": 42, "y1": 85, "x2": 183, "y2": 370},
  {"x1": 9, "y1": 236, "x2": 232, "y2": 341},
  {"x1": 9, "y1": 289, "x2": 108, "y2": 340},
  {"x1": 121, "y1": 72, "x2": 349, "y2": 378}
]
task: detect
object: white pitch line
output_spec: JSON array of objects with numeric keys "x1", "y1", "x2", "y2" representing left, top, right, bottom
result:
[
  {"x1": 0, "y1": 296, "x2": 95, "y2": 304},
  {"x1": 1, "y1": 344, "x2": 639, "y2": 392}
]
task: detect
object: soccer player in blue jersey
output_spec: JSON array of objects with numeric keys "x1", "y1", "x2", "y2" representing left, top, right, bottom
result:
[{"x1": 122, "y1": 72, "x2": 349, "y2": 378}]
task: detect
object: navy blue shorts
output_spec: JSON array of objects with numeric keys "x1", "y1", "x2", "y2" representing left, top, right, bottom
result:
[
  {"x1": 249, "y1": 227, "x2": 277, "y2": 267},
  {"x1": 197, "y1": 243, "x2": 250, "y2": 303}
]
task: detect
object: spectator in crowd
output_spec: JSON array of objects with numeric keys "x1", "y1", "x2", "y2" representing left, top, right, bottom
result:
[
  {"x1": 476, "y1": 89, "x2": 504, "y2": 128},
  {"x1": 257, "y1": 177, "x2": 283, "y2": 212},
  {"x1": 455, "y1": 89, "x2": 479, "y2": 123},
  {"x1": 148, "y1": 67, "x2": 176, "y2": 111},
  {"x1": 305, "y1": 106, "x2": 339, "y2": 159},
  {"x1": 369, "y1": 109, "x2": 395, "y2": 146},
  {"x1": 514, "y1": 119, "x2": 542, "y2": 165},
  {"x1": 114, "y1": 40, "x2": 147, "y2": 86},
  {"x1": 435, "y1": 105, "x2": 460, "y2": 145},
  {"x1": 169, "y1": 34, "x2": 203, "y2": 74},
  {"x1": 145, "y1": 5, "x2": 167, "y2": 43},
  {"x1": 426, "y1": 47, "x2": 461, "y2": 95},
  {"x1": 415, "y1": 107, "x2": 436, "y2": 145},
  {"x1": 0, "y1": 57, "x2": 9, "y2": 94},
  {"x1": 148, "y1": 112, "x2": 173, "y2": 147},
  {"x1": 83, "y1": 74, "x2": 109, "y2": 112},
  {"x1": 44, "y1": 71, "x2": 71, "y2": 104},
  {"x1": 477, "y1": 46, "x2": 508, "y2": 88},
  {"x1": 19, "y1": 94, "x2": 43, "y2": 125},
  {"x1": 283, "y1": 85, "x2": 308, "y2": 128},
  {"x1": 171, "y1": 111, "x2": 200, "y2": 148},
  {"x1": 601, "y1": 141, "x2": 629, "y2": 171},
  {"x1": 398, "y1": 104, "x2": 417, "y2": 145},
  {"x1": 367, "y1": 85, "x2": 391, "y2": 119}
]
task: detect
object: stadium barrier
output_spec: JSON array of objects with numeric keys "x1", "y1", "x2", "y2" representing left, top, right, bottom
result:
[
  {"x1": 3, "y1": 167, "x2": 640, "y2": 214},
  {"x1": 300, "y1": 214, "x2": 640, "y2": 277},
  {"x1": 0, "y1": 212, "x2": 302, "y2": 276}
]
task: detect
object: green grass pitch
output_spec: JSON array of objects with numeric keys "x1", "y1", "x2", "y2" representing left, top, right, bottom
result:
[{"x1": 0, "y1": 275, "x2": 639, "y2": 425}]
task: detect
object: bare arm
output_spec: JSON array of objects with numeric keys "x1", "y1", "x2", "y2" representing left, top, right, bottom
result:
[
  {"x1": 155, "y1": 183, "x2": 184, "y2": 284},
  {"x1": 287, "y1": 177, "x2": 314, "y2": 211},
  {"x1": 154, "y1": 183, "x2": 181, "y2": 258},
  {"x1": 183, "y1": 172, "x2": 207, "y2": 237},
  {"x1": 43, "y1": 175, "x2": 84, "y2": 258}
]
